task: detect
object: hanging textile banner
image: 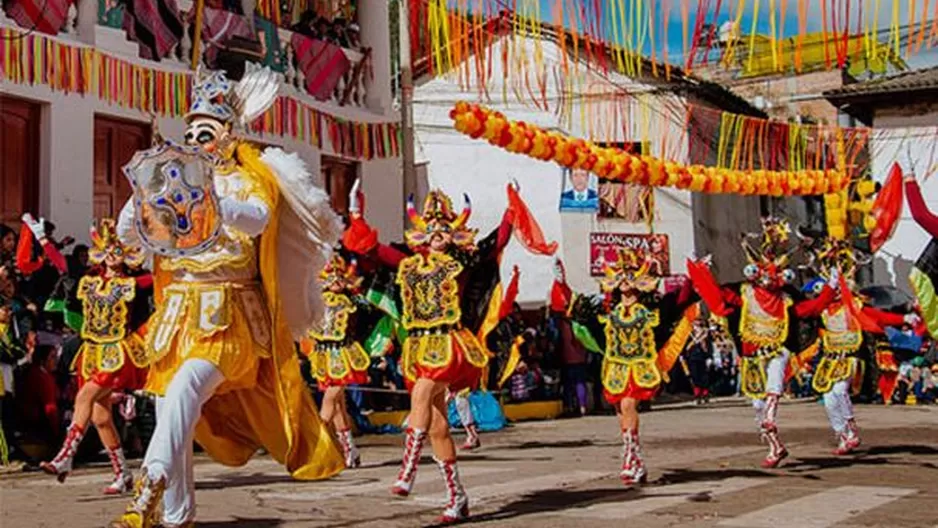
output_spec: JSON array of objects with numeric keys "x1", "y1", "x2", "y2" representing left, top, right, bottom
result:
[
  {"x1": 451, "y1": 101, "x2": 849, "y2": 196},
  {"x1": 0, "y1": 26, "x2": 400, "y2": 160}
]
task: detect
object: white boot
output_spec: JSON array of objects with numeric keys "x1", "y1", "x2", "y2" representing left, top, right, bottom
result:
[
  {"x1": 435, "y1": 457, "x2": 469, "y2": 524},
  {"x1": 620, "y1": 429, "x2": 648, "y2": 486},
  {"x1": 40, "y1": 423, "x2": 85, "y2": 482},
  {"x1": 460, "y1": 424, "x2": 481, "y2": 451},
  {"x1": 834, "y1": 419, "x2": 861, "y2": 455},
  {"x1": 103, "y1": 446, "x2": 134, "y2": 495},
  {"x1": 390, "y1": 428, "x2": 426, "y2": 497},
  {"x1": 337, "y1": 429, "x2": 361, "y2": 468}
]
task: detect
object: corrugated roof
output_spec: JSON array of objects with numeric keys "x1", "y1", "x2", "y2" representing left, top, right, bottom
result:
[{"x1": 824, "y1": 66, "x2": 938, "y2": 99}]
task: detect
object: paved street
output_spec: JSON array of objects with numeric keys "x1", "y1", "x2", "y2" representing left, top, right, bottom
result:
[{"x1": 4, "y1": 399, "x2": 938, "y2": 528}]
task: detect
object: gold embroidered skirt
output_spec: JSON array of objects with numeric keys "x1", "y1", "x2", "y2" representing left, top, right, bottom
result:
[
  {"x1": 739, "y1": 346, "x2": 787, "y2": 400},
  {"x1": 144, "y1": 281, "x2": 272, "y2": 396},
  {"x1": 812, "y1": 353, "x2": 863, "y2": 395},
  {"x1": 601, "y1": 357, "x2": 661, "y2": 404},
  {"x1": 401, "y1": 328, "x2": 489, "y2": 392},
  {"x1": 303, "y1": 341, "x2": 370, "y2": 388},
  {"x1": 71, "y1": 332, "x2": 148, "y2": 391}
]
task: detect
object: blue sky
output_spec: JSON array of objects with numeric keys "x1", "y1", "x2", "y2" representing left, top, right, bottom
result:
[{"x1": 518, "y1": 0, "x2": 938, "y2": 68}]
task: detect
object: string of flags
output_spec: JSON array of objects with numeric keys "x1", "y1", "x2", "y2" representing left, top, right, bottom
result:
[{"x1": 0, "y1": 26, "x2": 400, "y2": 160}]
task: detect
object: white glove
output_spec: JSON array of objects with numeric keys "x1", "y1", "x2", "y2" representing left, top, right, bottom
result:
[
  {"x1": 21, "y1": 213, "x2": 45, "y2": 239},
  {"x1": 348, "y1": 178, "x2": 362, "y2": 216},
  {"x1": 904, "y1": 313, "x2": 922, "y2": 326},
  {"x1": 827, "y1": 267, "x2": 840, "y2": 288}
]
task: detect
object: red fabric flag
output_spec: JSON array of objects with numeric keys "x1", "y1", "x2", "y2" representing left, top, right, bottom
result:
[
  {"x1": 840, "y1": 274, "x2": 883, "y2": 333},
  {"x1": 685, "y1": 258, "x2": 733, "y2": 317},
  {"x1": 869, "y1": 162, "x2": 904, "y2": 252},
  {"x1": 506, "y1": 184, "x2": 558, "y2": 256},
  {"x1": 497, "y1": 266, "x2": 521, "y2": 320}
]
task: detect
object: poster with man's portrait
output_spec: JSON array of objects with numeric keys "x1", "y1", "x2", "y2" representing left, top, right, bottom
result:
[{"x1": 559, "y1": 168, "x2": 599, "y2": 212}]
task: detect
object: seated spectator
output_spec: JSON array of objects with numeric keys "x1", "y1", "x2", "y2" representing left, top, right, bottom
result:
[
  {"x1": 509, "y1": 361, "x2": 530, "y2": 402},
  {"x1": 1, "y1": 301, "x2": 28, "y2": 462},
  {"x1": 0, "y1": 225, "x2": 17, "y2": 272},
  {"x1": 16, "y1": 345, "x2": 60, "y2": 461}
]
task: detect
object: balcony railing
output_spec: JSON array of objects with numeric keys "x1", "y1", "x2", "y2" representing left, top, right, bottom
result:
[{"x1": 1, "y1": 0, "x2": 372, "y2": 111}]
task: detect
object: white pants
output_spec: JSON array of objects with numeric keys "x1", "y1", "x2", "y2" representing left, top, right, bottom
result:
[
  {"x1": 823, "y1": 380, "x2": 854, "y2": 434},
  {"x1": 752, "y1": 350, "x2": 789, "y2": 422},
  {"x1": 454, "y1": 393, "x2": 474, "y2": 428},
  {"x1": 144, "y1": 359, "x2": 225, "y2": 525}
]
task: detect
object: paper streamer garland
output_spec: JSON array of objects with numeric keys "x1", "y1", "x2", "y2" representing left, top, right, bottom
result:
[
  {"x1": 0, "y1": 27, "x2": 400, "y2": 160},
  {"x1": 450, "y1": 101, "x2": 848, "y2": 196}
]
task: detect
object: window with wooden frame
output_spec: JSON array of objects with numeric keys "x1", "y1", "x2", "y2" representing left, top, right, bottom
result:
[
  {"x1": 596, "y1": 141, "x2": 653, "y2": 223},
  {"x1": 321, "y1": 155, "x2": 359, "y2": 217}
]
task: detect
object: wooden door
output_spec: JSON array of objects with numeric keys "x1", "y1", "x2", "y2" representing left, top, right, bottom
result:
[
  {"x1": 0, "y1": 96, "x2": 40, "y2": 227},
  {"x1": 322, "y1": 156, "x2": 358, "y2": 217},
  {"x1": 94, "y1": 116, "x2": 151, "y2": 219}
]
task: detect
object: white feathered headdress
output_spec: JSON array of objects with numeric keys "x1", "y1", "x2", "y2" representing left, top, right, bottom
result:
[{"x1": 186, "y1": 63, "x2": 280, "y2": 126}]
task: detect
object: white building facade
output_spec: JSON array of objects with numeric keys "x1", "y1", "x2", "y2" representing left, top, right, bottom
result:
[
  {"x1": 413, "y1": 32, "x2": 761, "y2": 305},
  {"x1": 0, "y1": 0, "x2": 404, "y2": 242}
]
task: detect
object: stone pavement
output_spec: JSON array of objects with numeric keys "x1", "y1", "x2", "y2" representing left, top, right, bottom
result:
[{"x1": 4, "y1": 399, "x2": 938, "y2": 528}]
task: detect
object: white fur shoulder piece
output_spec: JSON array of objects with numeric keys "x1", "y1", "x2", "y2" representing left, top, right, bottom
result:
[{"x1": 260, "y1": 147, "x2": 343, "y2": 339}]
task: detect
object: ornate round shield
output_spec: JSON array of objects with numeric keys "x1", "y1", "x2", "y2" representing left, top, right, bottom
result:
[{"x1": 123, "y1": 141, "x2": 221, "y2": 258}]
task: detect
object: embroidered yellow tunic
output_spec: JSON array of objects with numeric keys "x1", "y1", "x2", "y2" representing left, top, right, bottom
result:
[
  {"x1": 813, "y1": 300, "x2": 864, "y2": 394},
  {"x1": 71, "y1": 276, "x2": 148, "y2": 380},
  {"x1": 144, "y1": 167, "x2": 275, "y2": 395},
  {"x1": 120, "y1": 143, "x2": 344, "y2": 480},
  {"x1": 598, "y1": 302, "x2": 662, "y2": 396},
  {"x1": 738, "y1": 284, "x2": 795, "y2": 399},
  {"x1": 306, "y1": 292, "x2": 370, "y2": 384},
  {"x1": 396, "y1": 253, "x2": 488, "y2": 383}
]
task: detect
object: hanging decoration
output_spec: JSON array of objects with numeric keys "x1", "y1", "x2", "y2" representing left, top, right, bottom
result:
[
  {"x1": 411, "y1": 0, "x2": 925, "y2": 79},
  {"x1": 0, "y1": 27, "x2": 400, "y2": 160},
  {"x1": 451, "y1": 101, "x2": 848, "y2": 197}
]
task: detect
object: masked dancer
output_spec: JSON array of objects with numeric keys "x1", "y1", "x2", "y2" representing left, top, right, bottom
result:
[
  {"x1": 110, "y1": 65, "x2": 344, "y2": 528},
  {"x1": 41, "y1": 219, "x2": 150, "y2": 495},
  {"x1": 687, "y1": 217, "x2": 834, "y2": 468}
]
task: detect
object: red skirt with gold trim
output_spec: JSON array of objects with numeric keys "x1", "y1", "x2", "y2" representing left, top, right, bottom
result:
[
  {"x1": 402, "y1": 328, "x2": 489, "y2": 392},
  {"x1": 71, "y1": 333, "x2": 148, "y2": 391}
]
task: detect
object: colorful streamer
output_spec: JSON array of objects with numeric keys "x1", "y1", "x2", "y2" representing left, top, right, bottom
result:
[{"x1": 0, "y1": 27, "x2": 400, "y2": 161}]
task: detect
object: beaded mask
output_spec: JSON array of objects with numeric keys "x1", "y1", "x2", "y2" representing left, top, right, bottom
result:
[
  {"x1": 320, "y1": 252, "x2": 364, "y2": 292},
  {"x1": 599, "y1": 248, "x2": 659, "y2": 294},
  {"x1": 741, "y1": 216, "x2": 797, "y2": 291},
  {"x1": 89, "y1": 219, "x2": 144, "y2": 269},
  {"x1": 405, "y1": 190, "x2": 478, "y2": 250}
]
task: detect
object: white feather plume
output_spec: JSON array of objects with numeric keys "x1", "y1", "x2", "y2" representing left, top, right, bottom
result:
[
  {"x1": 260, "y1": 147, "x2": 344, "y2": 339},
  {"x1": 235, "y1": 63, "x2": 280, "y2": 126}
]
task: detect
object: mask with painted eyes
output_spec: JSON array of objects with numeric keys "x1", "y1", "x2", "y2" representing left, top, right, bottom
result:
[{"x1": 184, "y1": 117, "x2": 230, "y2": 154}]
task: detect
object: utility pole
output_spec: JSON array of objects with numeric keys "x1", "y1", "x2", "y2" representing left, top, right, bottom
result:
[
  {"x1": 399, "y1": 0, "x2": 417, "y2": 230},
  {"x1": 190, "y1": 0, "x2": 206, "y2": 70}
]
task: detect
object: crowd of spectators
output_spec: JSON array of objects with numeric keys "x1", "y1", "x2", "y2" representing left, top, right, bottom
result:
[{"x1": 3, "y1": 212, "x2": 936, "y2": 471}]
